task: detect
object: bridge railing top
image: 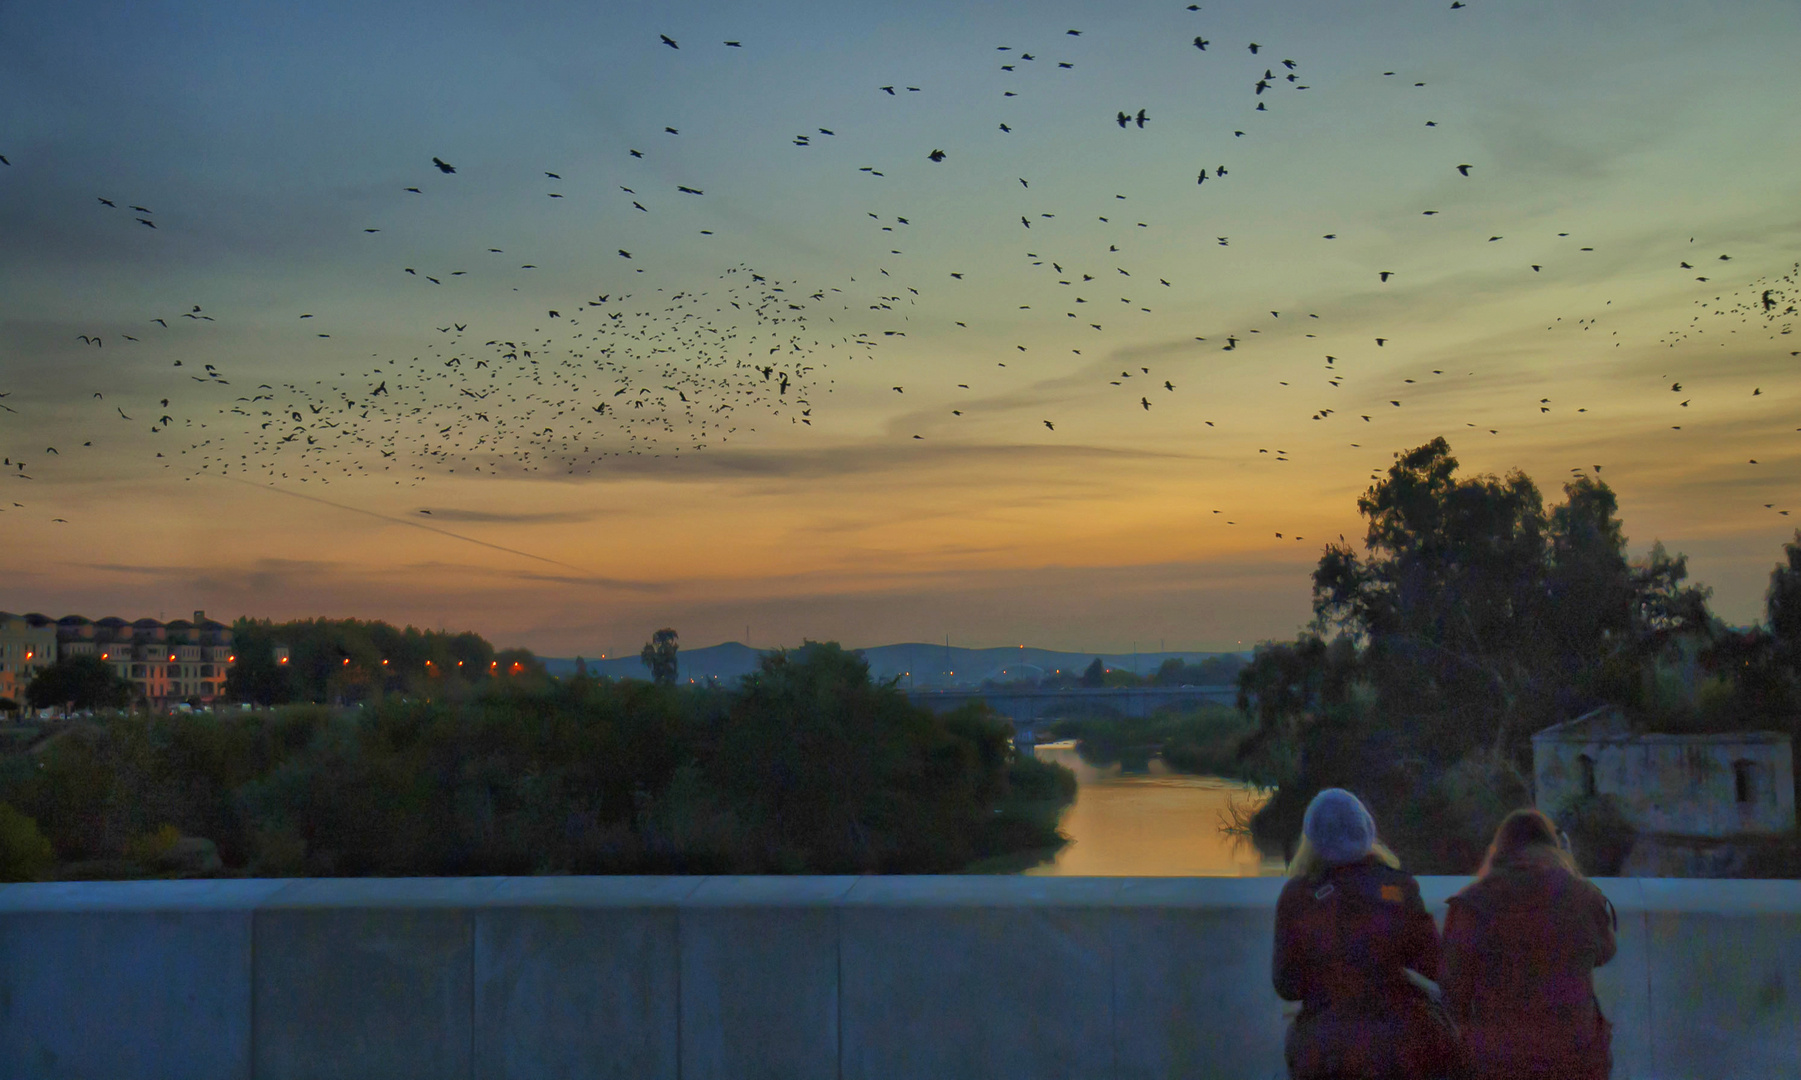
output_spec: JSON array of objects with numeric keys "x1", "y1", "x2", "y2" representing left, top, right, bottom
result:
[{"x1": 5, "y1": 874, "x2": 1796, "y2": 914}]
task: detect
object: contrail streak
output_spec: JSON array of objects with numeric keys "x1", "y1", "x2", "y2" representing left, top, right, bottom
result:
[{"x1": 210, "y1": 474, "x2": 655, "y2": 588}]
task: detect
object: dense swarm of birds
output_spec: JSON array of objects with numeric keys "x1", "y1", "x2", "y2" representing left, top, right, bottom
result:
[{"x1": 1, "y1": 3, "x2": 1795, "y2": 531}]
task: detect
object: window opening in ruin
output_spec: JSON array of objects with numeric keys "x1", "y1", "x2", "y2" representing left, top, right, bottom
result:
[
  {"x1": 1578, "y1": 754, "x2": 1597, "y2": 797},
  {"x1": 1734, "y1": 759, "x2": 1757, "y2": 804}
]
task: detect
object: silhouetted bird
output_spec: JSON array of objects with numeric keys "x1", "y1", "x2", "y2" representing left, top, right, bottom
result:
[{"x1": 432, "y1": 157, "x2": 456, "y2": 173}]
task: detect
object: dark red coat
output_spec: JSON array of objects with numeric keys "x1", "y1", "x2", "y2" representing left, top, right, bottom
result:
[
  {"x1": 1439, "y1": 848, "x2": 1617, "y2": 1080},
  {"x1": 1274, "y1": 856, "x2": 1447, "y2": 1080}
]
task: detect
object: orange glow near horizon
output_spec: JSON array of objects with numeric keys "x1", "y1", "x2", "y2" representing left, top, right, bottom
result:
[{"x1": 2, "y1": 4, "x2": 1797, "y2": 657}]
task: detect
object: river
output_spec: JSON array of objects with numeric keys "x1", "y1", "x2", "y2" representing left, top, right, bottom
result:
[{"x1": 1020, "y1": 742, "x2": 1288, "y2": 877}]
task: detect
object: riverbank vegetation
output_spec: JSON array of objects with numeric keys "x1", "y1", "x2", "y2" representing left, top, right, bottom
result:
[
  {"x1": 0, "y1": 642, "x2": 1075, "y2": 882},
  {"x1": 1045, "y1": 704, "x2": 1260, "y2": 779},
  {"x1": 1226, "y1": 438, "x2": 1801, "y2": 876}
]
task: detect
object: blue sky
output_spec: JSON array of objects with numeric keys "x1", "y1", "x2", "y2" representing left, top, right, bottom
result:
[{"x1": 2, "y1": 0, "x2": 1797, "y2": 654}]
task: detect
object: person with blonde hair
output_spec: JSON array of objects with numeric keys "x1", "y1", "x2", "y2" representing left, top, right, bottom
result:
[
  {"x1": 1440, "y1": 808, "x2": 1617, "y2": 1080},
  {"x1": 1274, "y1": 788, "x2": 1454, "y2": 1080}
]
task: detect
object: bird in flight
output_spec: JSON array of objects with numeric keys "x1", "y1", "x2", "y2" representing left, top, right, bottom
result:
[
  {"x1": 1043, "y1": 420, "x2": 1055, "y2": 430},
  {"x1": 660, "y1": 34, "x2": 678, "y2": 49},
  {"x1": 928, "y1": 149, "x2": 946, "y2": 162},
  {"x1": 432, "y1": 157, "x2": 455, "y2": 173},
  {"x1": 1456, "y1": 164, "x2": 1473, "y2": 176}
]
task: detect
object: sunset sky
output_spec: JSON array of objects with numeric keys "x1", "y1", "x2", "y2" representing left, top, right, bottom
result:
[{"x1": 2, "y1": 0, "x2": 1797, "y2": 657}]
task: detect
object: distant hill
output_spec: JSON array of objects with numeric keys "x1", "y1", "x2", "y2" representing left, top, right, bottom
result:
[{"x1": 542, "y1": 643, "x2": 1248, "y2": 688}]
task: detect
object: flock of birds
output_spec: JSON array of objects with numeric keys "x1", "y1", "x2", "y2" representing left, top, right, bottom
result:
[{"x1": 2, "y1": 2, "x2": 1795, "y2": 541}]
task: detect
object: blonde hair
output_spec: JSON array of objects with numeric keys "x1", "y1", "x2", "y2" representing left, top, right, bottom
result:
[
  {"x1": 1477, "y1": 808, "x2": 1579, "y2": 878},
  {"x1": 1287, "y1": 833, "x2": 1402, "y2": 879}
]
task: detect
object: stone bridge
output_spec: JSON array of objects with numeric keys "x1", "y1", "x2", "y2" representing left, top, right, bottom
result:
[{"x1": 905, "y1": 685, "x2": 1238, "y2": 740}]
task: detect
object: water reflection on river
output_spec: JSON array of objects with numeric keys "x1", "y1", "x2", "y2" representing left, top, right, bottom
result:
[{"x1": 1022, "y1": 742, "x2": 1288, "y2": 877}]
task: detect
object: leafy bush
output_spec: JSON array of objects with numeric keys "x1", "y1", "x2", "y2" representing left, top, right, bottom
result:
[
  {"x1": 0, "y1": 802, "x2": 56, "y2": 882},
  {"x1": 0, "y1": 641, "x2": 1074, "y2": 878},
  {"x1": 1555, "y1": 793, "x2": 1635, "y2": 876},
  {"x1": 1048, "y1": 704, "x2": 1258, "y2": 779},
  {"x1": 1384, "y1": 750, "x2": 1533, "y2": 874},
  {"x1": 963, "y1": 751, "x2": 1078, "y2": 872},
  {"x1": 123, "y1": 823, "x2": 182, "y2": 866}
]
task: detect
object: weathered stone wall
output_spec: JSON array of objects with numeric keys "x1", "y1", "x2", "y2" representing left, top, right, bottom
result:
[
  {"x1": 3, "y1": 876, "x2": 1798, "y2": 1080},
  {"x1": 1535, "y1": 732, "x2": 1795, "y2": 838}
]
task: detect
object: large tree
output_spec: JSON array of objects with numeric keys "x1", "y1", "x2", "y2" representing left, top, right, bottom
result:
[
  {"x1": 1241, "y1": 439, "x2": 1713, "y2": 870},
  {"x1": 26, "y1": 655, "x2": 135, "y2": 712},
  {"x1": 1308, "y1": 437, "x2": 1708, "y2": 762},
  {"x1": 640, "y1": 628, "x2": 679, "y2": 686}
]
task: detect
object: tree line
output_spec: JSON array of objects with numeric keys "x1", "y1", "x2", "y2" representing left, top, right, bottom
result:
[
  {"x1": 0, "y1": 642, "x2": 1075, "y2": 881},
  {"x1": 226, "y1": 617, "x2": 544, "y2": 705},
  {"x1": 5, "y1": 617, "x2": 548, "y2": 714}
]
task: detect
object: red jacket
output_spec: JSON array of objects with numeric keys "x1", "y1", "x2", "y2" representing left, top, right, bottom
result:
[
  {"x1": 1274, "y1": 856, "x2": 1447, "y2": 1080},
  {"x1": 1439, "y1": 847, "x2": 1617, "y2": 1080}
]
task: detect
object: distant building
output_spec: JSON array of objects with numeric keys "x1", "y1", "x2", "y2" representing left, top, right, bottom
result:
[
  {"x1": 0, "y1": 612, "x2": 58, "y2": 704},
  {"x1": 1533, "y1": 706, "x2": 1796, "y2": 875},
  {"x1": 1, "y1": 609, "x2": 235, "y2": 708}
]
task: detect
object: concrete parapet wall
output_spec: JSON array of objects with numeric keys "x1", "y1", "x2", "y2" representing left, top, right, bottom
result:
[{"x1": 1, "y1": 876, "x2": 1796, "y2": 1080}]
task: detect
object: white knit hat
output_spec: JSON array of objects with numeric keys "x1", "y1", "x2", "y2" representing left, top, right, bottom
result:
[{"x1": 1303, "y1": 788, "x2": 1377, "y2": 866}]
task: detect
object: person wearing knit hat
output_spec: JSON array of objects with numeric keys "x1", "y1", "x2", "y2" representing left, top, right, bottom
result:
[
  {"x1": 1273, "y1": 789, "x2": 1454, "y2": 1080},
  {"x1": 1288, "y1": 788, "x2": 1402, "y2": 880},
  {"x1": 1303, "y1": 787, "x2": 1377, "y2": 865}
]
